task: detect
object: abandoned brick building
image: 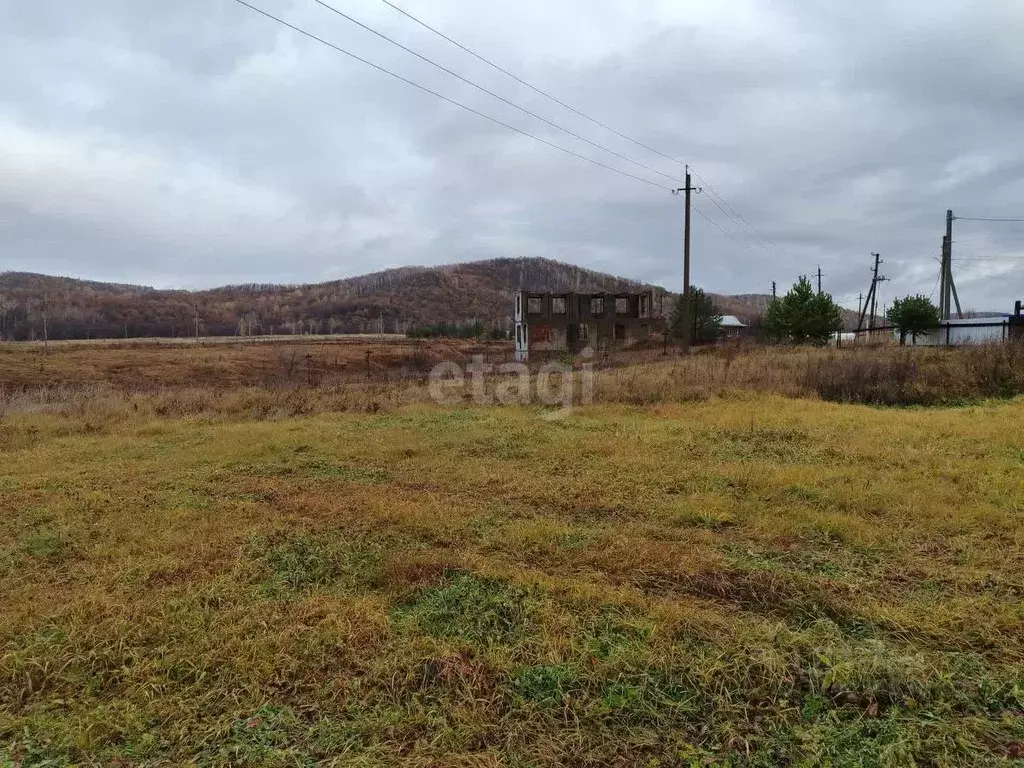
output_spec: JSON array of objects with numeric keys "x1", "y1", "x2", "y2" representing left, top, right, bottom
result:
[{"x1": 514, "y1": 290, "x2": 665, "y2": 360}]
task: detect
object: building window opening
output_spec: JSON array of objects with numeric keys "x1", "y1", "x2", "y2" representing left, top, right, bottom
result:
[
  {"x1": 527, "y1": 297, "x2": 543, "y2": 314},
  {"x1": 590, "y1": 297, "x2": 605, "y2": 315},
  {"x1": 552, "y1": 296, "x2": 566, "y2": 314}
]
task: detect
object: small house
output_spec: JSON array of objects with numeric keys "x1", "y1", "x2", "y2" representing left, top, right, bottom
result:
[{"x1": 719, "y1": 315, "x2": 748, "y2": 338}]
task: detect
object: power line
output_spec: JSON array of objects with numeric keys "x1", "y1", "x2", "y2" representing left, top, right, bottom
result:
[
  {"x1": 232, "y1": 0, "x2": 758, "y2": 251},
  {"x1": 691, "y1": 205, "x2": 753, "y2": 247},
  {"x1": 954, "y1": 256, "x2": 1024, "y2": 262},
  {"x1": 310, "y1": 0, "x2": 692, "y2": 189},
  {"x1": 687, "y1": 169, "x2": 773, "y2": 248},
  {"x1": 954, "y1": 216, "x2": 1024, "y2": 223},
  {"x1": 230, "y1": 0, "x2": 668, "y2": 191},
  {"x1": 372, "y1": 0, "x2": 777, "y2": 252}
]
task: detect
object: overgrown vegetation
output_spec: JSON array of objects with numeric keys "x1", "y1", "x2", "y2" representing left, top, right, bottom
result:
[
  {"x1": 3, "y1": 339, "x2": 1022, "y2": 421},
  {"x1": 588, "y1": 342, "x2": 1024, "y2": 408},
  {"x1": 803, "y1": 342, "x2": 1024, "y2": 405},
  {"x1": 0, "y1": 357, "x2": 1023, "y2": 763}
]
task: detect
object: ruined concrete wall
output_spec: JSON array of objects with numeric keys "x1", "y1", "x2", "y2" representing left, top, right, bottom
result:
[
  {"x1": 528, "y1": 323, "x2": 567, "y2": 351},
  {"x1": 514, "y1": 290, "x2": 665, "y2": 357}
]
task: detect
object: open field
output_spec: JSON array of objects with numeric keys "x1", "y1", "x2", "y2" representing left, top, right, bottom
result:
[
  {"x1": 1, "y1": 340, "x2": 1023, "y2": 766},
  {"x1": 2, "y1": 336, "x2": 1022, "y2": 413},
  {"x1": 8, "y1": 335, "x2": 410, "y2": 348},
  {"x1": 0, "y1": 337, "x2": 510, "y2": 391}
]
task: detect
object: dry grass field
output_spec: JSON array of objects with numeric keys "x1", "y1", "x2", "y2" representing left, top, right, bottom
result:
[
  {"x1": 0, "y1": 337, "x2": 509, "y2": 391},
  {"x1": 1, "y1": 338, "x2": 1023, "y2": 766}
]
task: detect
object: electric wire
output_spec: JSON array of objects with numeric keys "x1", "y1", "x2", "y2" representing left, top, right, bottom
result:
[
  {"x1": 373, "y1": 0, "x2": 778, "y2": 251},
  {"x1": 311, "y1": 0, "x2": 696, "y2": 189},
  {"x1": 233, "y1": 0, "x2": 765, "y2": 249},
  {"x1": 230, "y1": 0, "x2": 670, "y2": 191}
]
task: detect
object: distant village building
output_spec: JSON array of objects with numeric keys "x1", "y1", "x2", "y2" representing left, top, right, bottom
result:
[
  {"x1": 514, "y1": 290, "x2": 664, "y2": 361},
  {"x1": 719, "y1": 315, "x2": 748, "y2": 338}
]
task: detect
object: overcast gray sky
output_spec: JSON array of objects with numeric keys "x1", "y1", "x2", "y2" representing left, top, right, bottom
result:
[{"x1": 2, "y1": 0, "x2": 1022, "y2": 312}]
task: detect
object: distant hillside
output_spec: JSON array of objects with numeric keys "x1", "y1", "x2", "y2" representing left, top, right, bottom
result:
[
  {"x1": 0, "y1": 258, "x2": 869, "y2": 341},
  {"x1": 0, "y1": 258, "x2": 662, "y2": 341}
]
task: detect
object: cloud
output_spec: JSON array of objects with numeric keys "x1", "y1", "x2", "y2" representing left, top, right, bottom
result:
[{"x1": 1, "y1": 0, "x2": 1022, "y2": 309}]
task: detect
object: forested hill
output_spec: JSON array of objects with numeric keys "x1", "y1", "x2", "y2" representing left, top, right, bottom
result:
[
  {"x1": 0, "y1": 258, "x2": 874, "y2": 341},
  {"x1": 0, "y1": 258, "x2": 669, "y2": 340}
]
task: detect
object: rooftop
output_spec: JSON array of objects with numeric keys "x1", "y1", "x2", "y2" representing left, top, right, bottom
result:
[{"x1": 720, "y1": 315, "x2": 747, "y2": 328}]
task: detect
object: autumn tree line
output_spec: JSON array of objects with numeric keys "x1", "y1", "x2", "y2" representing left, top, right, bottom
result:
[{"x1": 0, "y1": 259, "x2": 645, "y2": 342}]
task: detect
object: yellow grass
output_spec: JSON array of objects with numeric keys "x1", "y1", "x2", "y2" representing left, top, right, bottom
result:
[{"x1": 1, "y1": 374, "x2": 1023, "y2": 764}]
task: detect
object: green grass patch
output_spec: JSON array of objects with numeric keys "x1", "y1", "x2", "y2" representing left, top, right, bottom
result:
[
  {"x1": 22, "y1": 529, "x2": 73, "y2": 562},
  {"x1": 245, "y1": 533, "x2": 381, "y2": 594},
  {"x1": 510, "y1": 664, "x2": 578, "y2": 708},
  {"x1": 399, "y1": 572, "x2": 533, "y2": 646}
]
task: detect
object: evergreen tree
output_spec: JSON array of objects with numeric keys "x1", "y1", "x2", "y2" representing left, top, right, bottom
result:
[
  {"x1": 669, "y1": 287, "x2": 723, "y2": 343},
  {"x1": 887, "y1": 295, "x2": 940, "y2": 344},
  {"x1": 764, "y1": 276, "x2": 843, "y2": 345}
]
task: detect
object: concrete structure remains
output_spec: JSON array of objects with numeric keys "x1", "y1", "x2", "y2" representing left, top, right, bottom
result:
[{"x1": 514, "y1": 290, "x2": 664, "y2": 361}]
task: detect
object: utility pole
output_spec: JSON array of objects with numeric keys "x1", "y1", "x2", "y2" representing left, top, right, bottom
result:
[
  {"x1": 42, "y1": 293, "x2": 48, "y2": 351},
  {"x1": 944, "y1": 209, "x2": 953, "y2": 320},
  {"x1": 672, "y1": 166, "x2": 701, "y2": 353},
  {"x1": 772, "y1": 281, "x2": 777, "y2": 301},
  {"x1": 194, "y1": 302, "x2": 200, "y2": 344},
  {"x1": 857, "y1": 254, "x2": 887, "y2": 332},
  {"x1": 939, "y1": 236, "x2": 948, "y2": 320},
  {"x1": 941, "y1": 209, "x2": 963, "y2": 320},
  {"x1": 869, "y1": 253, "x2": 881, "y2": 329},
  {"x1": 816, "y1": 266, "x2": 823, "y2": 295},
  {"x1": 857, "y1": 293, "x2": 863, "y2": 318}
]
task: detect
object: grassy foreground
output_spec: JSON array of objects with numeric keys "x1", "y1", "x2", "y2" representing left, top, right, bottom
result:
[{"x1": 1, "y1": 395, "x2": 1023, "y2": 766}]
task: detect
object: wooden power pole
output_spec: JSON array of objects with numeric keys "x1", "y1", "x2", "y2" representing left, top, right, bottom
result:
[
  {"x1": 941, "y1": 209, "x2": 963, "y2": 320},
  {"x1": 816, "y1": 266, "x2": 823, "y2": 295},
  {"x1": 673, "y1": 167, "x2": 700, "y2": 353},
  {"x1": 869, "y1": 253, "x2": 881, "y2": 329}
]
